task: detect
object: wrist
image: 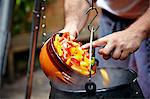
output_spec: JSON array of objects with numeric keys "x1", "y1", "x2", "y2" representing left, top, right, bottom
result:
[
  {"x1": 127, "y1": 25, "x2": 149, "y2": 41},
  {"x1": 64, "y1": 23, "x2": 79, "y2": 37}
]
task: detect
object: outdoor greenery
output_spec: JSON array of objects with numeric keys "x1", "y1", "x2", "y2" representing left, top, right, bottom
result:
[
  {"x1": 12, "y1": 0, "x2": 56, "y2": 36},
  {"x1": 12, "y1": 0, "x2": 34, "y2": 36}
]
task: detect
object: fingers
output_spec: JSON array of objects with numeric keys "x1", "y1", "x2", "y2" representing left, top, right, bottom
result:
[
  {"x1": 98, "y1": 42, "x2": 115, "y2": 60},
  {"x1": 99, "y1": 41, "x2": 115, "y2": 56},
  {"x1": 99, "y1": 49, "x2": 111, "y2": 60},
  {"x1": 92, "y1": 38, "x2": 107, "y2": 47},
  {"x1": 81, "y1": 43, "x2": 90, "y2": 49},
  {"x1": 81, "y1": 38, "x2": 107, "y2": 49},
  {"x1": 81, "y1": 36, "x2": 131, "y2": 60},
  {"x1": 59, "y1": 28, "x2": 78, "y2": 40},
  {"x1": 100, "y1": 48, "x2": 129, "y2": 60},
  {"x1": 120, "y1": 50, "x2": 130, "y2": 60},
  {"x1": 111, "y1": 47, "x2": 122, "y2": 59}
]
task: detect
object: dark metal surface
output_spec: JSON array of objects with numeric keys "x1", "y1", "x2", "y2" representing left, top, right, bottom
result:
[
  {"x1": 25, "y1": 0, "x2": 41, "y2": 99},
  {"x1": 49, "y1": 68, "x2": 144, "y2": 99},
  {"x1": 85, "y1": 81, "x2": 96, "y2": 95},
  {"x1": 50, "y1": 67, "x2": 137, "y2": 91}
]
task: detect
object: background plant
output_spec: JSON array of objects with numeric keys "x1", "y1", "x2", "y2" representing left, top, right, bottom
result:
[
  {"x1": 12, "y1": 0, "x2": 34, "y2": 36},
  {"x1": 12, "y1": 0, "x2": 55, "y2": 36}
]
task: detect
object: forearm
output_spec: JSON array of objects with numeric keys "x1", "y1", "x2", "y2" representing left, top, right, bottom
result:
[
  {"x1": 127, "y1": 7, "x2": 150, "y2": 40},
  {"x1": 63, "y1": 0, "x2": 90, "y2": 36}
]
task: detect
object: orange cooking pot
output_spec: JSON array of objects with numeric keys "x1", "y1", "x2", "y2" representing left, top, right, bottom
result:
[{"x1": 39, "y1": 33, "x2": 96, "y2": 85}]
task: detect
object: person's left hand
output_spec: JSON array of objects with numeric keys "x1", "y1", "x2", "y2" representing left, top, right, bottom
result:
[{"x1": 82, "y1": 29, "x2": 144, "y2": 60}]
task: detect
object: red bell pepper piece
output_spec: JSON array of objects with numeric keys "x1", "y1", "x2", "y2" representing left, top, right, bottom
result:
[{"x1": 71, "y1": 58, "x2": 80, "y2": 66}]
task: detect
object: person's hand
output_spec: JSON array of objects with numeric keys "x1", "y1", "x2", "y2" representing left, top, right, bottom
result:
[
  {"x1": 82, "y1": 29, "x2": 144, "y2": 60},
  {"x1": 59, "y1": 25, "x2": 79, "y2": 40}
]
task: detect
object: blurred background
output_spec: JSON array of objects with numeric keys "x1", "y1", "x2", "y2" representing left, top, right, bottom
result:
[{"x1": 0, "y1": 0, "x2": 100, "y2": 98}]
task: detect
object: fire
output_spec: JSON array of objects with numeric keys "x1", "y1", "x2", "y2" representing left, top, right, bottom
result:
[{"x1": 100, "y1": 68, "x2": 110, "y2": 87}]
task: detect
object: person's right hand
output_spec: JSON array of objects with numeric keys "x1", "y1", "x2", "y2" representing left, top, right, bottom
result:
[{"x1": 81, "y1": 29, "x2": 144, "y2": 60}]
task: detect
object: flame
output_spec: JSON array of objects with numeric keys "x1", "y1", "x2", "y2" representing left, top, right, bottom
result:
[{"x1": 100, "y1": 68, "x2": 110, "y2": 87}]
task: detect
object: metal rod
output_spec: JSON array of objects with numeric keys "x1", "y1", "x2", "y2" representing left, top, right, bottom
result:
[
  {"x1": 25, "y1": 0, "x2": 41, "y2": 99},
  {"x1": 85, "y1": 0, "x2": 99, "y2": 82},
  {"x1": 92, "y1": 0, "x2": 94, "y2": 9},
  {"x1": 0, "y1": 0, "x2": 14, "y2": 87},
  {"x1": 85, "y1": 7, "x2": 99, "y2": 32},
  {"x1": 89, "y1": 27, "x2": 94, "y2": 81}
]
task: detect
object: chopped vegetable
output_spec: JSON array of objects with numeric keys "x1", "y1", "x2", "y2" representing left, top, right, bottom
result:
[{"x1": 53, "y1": 32, "x2": 96, "y2": 75}]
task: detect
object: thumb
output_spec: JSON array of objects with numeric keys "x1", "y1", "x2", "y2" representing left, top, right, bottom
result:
[
  {"x1": 58, "y1": 30, "x2": 75, "y2": 40},
  {"x1": 81, "y1": 43, "x2": 90, "y2": 49},
  {"x1": 59, "y1": 27, "x2": 79, "y2": 40},
  {"x1": 81, "y1": 37, "x2": 107, "y2": 49}
]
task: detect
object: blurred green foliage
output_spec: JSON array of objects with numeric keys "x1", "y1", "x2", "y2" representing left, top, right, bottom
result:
[
  {"x1": 12, "y1": 0, "x2": 56, "y2": 36},
  {"x1": 12, "y1": 0, "x2": 34, "y2": 36}
]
